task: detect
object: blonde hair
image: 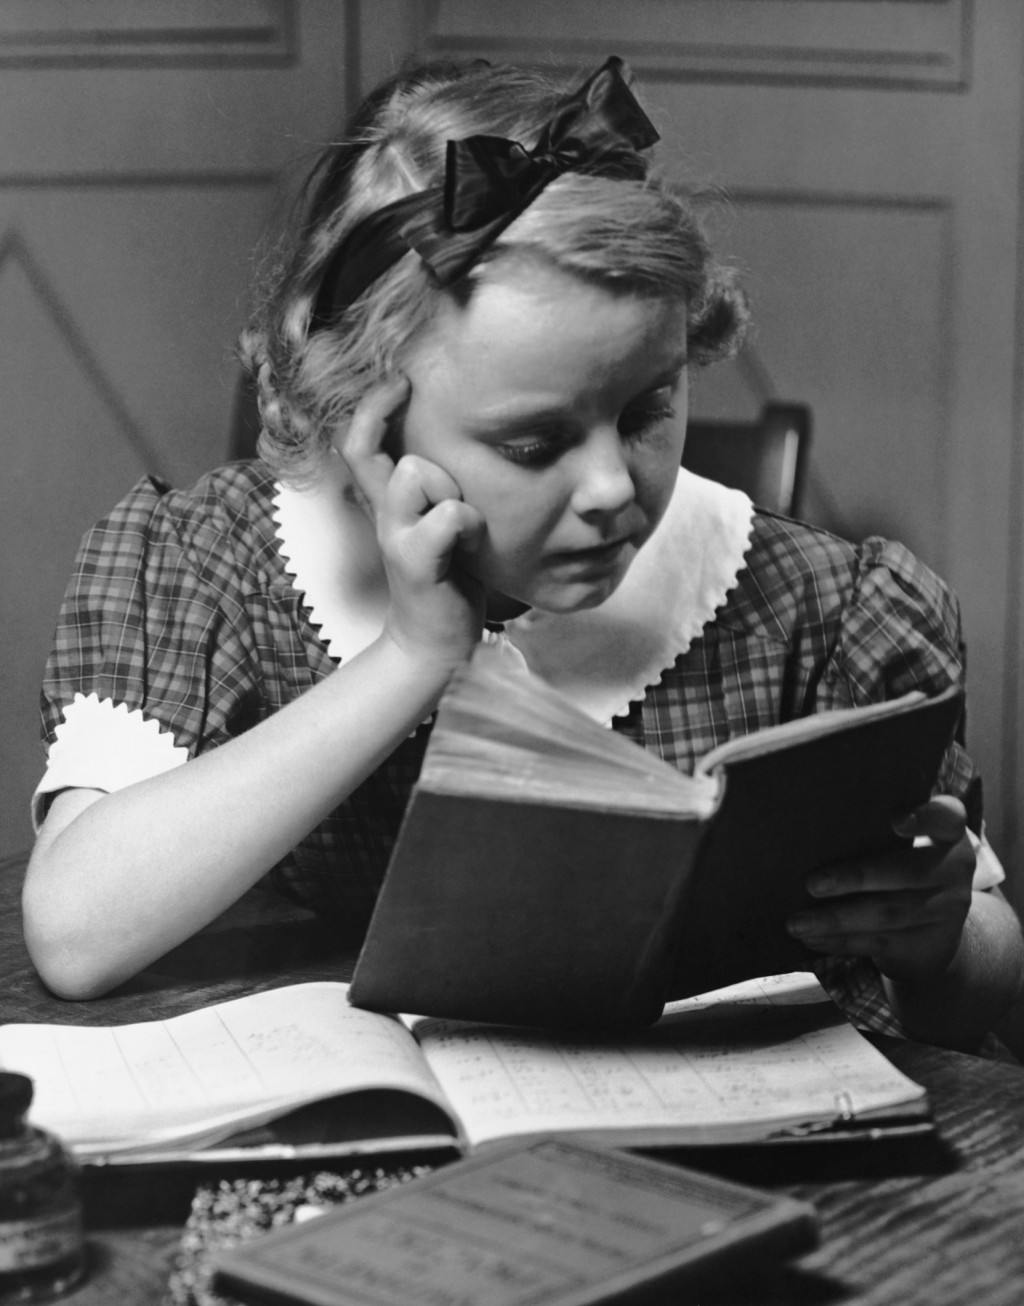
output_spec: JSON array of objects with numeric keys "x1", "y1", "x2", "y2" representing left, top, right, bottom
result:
[{"x1": 242, "y1": 59, "x2": 747, "y2": 482}]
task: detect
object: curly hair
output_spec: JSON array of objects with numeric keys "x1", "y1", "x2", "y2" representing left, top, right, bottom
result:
[{"x1": 241, "y1": 58, "x2": 748, "y2": 482}]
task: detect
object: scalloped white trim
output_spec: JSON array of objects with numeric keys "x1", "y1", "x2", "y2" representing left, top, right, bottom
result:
[
  {"x1": 272, "y1": 458, "x2": 390, "y2": 663},
  {"x1": 273, "y1": 466, "x2": 755, "y2": 725},
  {"x1": 969, "y1": 827, "x2": 1005, "y2": 892},
  {"x1": 32, "y1": 693, "x2": 189, "y2": 830},
  {"x1": 504, "y1": 470, "x2": 755, "y2": 723}
]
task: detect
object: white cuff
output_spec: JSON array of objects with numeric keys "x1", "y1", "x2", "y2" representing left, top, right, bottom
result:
[
  {"x1": 969, "y1": 825, "x2": 1005, "y2": 892},
  {"x1": 33, "y1": 693, "x2": 189, "y2": 830}
]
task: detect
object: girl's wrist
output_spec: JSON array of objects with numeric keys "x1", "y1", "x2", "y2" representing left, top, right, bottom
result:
[
  {"x1": 369, "y1": 627, "x2": 470, "y2": 707},
  {"x1": 378, "y1": 616, "x2": 477, "y2": 680},
  {"x1": 882, "y1": 893, "x2": 1024, "y2": 1049}
]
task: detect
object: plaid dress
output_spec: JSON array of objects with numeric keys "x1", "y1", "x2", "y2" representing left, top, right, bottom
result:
[{"x1": 38, "y1": 460, "x2": 984, "y2": 1035}]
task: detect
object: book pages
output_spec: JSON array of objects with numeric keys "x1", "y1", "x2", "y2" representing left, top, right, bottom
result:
[
  {"x1": 410, "y1": 974, "x2": 927, "y2": 1148},
  {"x1": 0, "y1": 982, "x2": 450, "y2": 1156}
]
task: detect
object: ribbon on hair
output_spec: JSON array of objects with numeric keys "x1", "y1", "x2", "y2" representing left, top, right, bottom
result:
[{"x1": 310, "y1": 56, "x2": 659, "y2": 330}]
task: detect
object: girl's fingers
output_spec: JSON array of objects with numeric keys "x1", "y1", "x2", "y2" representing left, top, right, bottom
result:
[
  {"x1": 786, "y1": 926, "x2": 930, "y2": 964},
  {"x1": 892, "y1": 795, "x2": 968, "y2": 844},
  {"x1": 409, "y1": 499, "x2": 486, "y2": 572},
  {"x1": 386, "y1": 454, "x2": 465, "y2": 520},
  {"x1": 339, "y1": 375, "x2": 411, "y2": 515},
  {"x1": 372, "y1": 456, "x2": 483, "y2": 582},
  {"x1": 789, "y1": 886, "x2": 952, "y2": 940},
  {"x1": 804, "y1": 839, "x2": 973, "y2": 898},
  {"x1": 386, "y1": 468, "x2": 483, "y2": 563}
]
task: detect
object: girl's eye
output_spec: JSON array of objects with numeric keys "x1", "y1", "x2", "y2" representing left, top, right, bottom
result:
[
  {"x1": 492, "y1": 399, "x2": 678, "y2": 467},
  {"x1": 619, "y1": 404, "x2": 676, "y2": 440},
  {"x1": 495, "y1": 433, "x2": 570, "y2": 468}
]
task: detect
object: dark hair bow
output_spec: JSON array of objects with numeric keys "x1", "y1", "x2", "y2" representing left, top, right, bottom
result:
[{"x1": 310, "y1": 56, "x2": 659, "y2": 331}]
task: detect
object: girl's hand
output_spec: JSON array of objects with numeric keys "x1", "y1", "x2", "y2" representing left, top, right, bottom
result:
[
  {"x1": 786, "y1": 795, "x2": 975, "y2": 982},
  {"x1": 340, "y1": 376, "x2": 486, "y2": 668}
]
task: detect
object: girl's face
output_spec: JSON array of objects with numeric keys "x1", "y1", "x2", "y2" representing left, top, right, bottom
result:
[{"x1": 400, "y1": 259, "x2": 689, "y2": 616}]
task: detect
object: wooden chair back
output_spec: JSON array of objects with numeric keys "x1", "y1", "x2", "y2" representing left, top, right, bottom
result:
[{"x1": 683, "y1": 402, "x2": 812, "y2": 518}]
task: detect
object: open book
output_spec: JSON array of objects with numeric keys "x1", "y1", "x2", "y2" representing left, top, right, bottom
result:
[
  {"x1": 0, "y1": 975, "x2": 930, "y2": 1165},
  {"x1": 349, "y1": 646, "x2": 964, "y2": 1029}
]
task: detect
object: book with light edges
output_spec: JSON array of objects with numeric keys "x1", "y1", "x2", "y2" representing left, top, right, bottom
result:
[{"x1": 349, "y1": 645, "x2": 964, "y2": 1029}]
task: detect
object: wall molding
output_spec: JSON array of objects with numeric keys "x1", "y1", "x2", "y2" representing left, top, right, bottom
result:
[
  {"x1": 421, "y1": 0, "x2": 972, "y2": 92},
  {"x1": 0, "y1": 229, "x2": 166, "y2": 474},
  {"x1": 0, "y1": 172, "x2": 279, "y2": 189},
  {"x1": 1001, "y1": 43, "x2": 1024, "y2": 870},
  {"x1": 721, "y1": 190, "x2": 955, "y2": 570},
  {"x1": 0, "y1": 0, "x2": 297, "y2": 68}
]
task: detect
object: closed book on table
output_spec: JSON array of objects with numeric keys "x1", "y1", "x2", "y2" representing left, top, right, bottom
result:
[{"x1": 212, "y1": 1137, "x2": 819, "y2": 1306}]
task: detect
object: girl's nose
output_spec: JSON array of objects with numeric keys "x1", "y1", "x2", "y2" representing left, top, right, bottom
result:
[{"x1": 569, "y1": 429, "x2": 636, "y2": 519}]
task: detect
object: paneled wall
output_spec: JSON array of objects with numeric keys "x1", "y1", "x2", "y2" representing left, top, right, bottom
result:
[{"x1": 5, "y1": 2, "x2": 1024, "y2": 918}]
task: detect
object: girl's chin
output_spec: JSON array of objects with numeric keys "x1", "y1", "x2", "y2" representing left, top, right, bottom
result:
[
  {"x1": 487, "y1": 575, "x2": 627, "y2": 620},
  {"x1": 483, "y1": 592, "x2": 532, "y2": 624},
  {"x1": 480, "y1": 543, "x2": 642, "y2": 621}
]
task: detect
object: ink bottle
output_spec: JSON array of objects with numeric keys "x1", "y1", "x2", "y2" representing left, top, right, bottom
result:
[{"x1": 0, "y1": 1074, "x2": 85, "y2": 1302}]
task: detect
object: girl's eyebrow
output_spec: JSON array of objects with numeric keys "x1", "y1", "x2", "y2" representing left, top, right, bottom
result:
[
  {"x1": 470, "y1": 354, "x2": 688, "y2": 436},
  {"x1": 645, "y1": 354, "x2": 688, "y2": 391},
  {"x1": 470, "y1": 408, "x2": 575, "y2": 438}
]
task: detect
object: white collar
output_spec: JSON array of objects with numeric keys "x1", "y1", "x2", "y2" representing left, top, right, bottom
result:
[{"x1": 273, "y1": 463, "x2": 755, "y2": 725}]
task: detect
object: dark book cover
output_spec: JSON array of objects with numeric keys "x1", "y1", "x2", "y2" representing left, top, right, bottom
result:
[{"x1": 350, "y1": 647, "x2": 963, "y2": 1029}]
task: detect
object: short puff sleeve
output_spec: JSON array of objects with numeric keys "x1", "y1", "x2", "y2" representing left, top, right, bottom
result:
[
  {"x1": 35, "y1": 475, "x2": 265, "y2": 826},
  {"x1": 821, "y1": 535, "x2": 978, "y2": 826}
]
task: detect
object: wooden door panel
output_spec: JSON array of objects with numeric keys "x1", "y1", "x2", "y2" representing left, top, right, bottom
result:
[
  {"x1": 414, "y1": 0, "x2": 971, "y2": 91},
  {"x1": 2, "y1": 185, "x2": 276, "y2": 481},
  {"x1": 692, "y1": 198, "x2": 951, "y2": 570},
  {"x1": 1, "y1": 0, "x2": 351, "y2": 857},
  {"x1": 2, "y1": 233, "x2": 154, "y2": 845}
]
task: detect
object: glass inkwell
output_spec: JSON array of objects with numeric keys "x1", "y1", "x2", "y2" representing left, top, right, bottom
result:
[{"x1": 0, "y1": 1073, "x2": 85, "y2": 1302}]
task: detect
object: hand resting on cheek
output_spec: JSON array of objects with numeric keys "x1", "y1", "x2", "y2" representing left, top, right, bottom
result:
[{"x1": 339, "y1": 374, "x2": 487, "y2": 671}]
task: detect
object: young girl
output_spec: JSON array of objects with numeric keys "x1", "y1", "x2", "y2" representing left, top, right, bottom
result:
[{"x1": 24, "y1": 57, "x2": 1024, "y2": 1054}]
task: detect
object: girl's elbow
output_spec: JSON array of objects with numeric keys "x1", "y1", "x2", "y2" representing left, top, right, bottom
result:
[
  {"x1": 36, "y1": 963, "x2": 115, "y2": 1002},
  {"x1": 22, "y1": 880, "x2": 123, "y2": 1001},
  {"x1": 23, "y1": 924, "x2": 120, "y2": 1001},
  {"x1": 24, "y1": 949, "x2": 116, "y2": 1001}
]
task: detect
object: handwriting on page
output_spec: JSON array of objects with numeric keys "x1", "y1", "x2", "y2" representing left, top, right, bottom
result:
[
  {"x1": 417, "y1": 973, "x2": 921, "y2": 1148},
  {"x1": 0, "y1": 983, "x2": 442, "y2": 1148}
]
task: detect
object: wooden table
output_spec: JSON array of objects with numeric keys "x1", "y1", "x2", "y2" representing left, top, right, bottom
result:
[{"x1": 2, "y1": 853, "x2": 1023, "y2": 1306}]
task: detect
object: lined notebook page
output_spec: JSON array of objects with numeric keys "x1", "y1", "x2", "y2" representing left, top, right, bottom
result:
[
  {"x1": 0, "y1": 982, "x2": 446, "y2": 1155},
  {"x1": 411, "y1": 973, "x2": 928, "y2": 1148}
]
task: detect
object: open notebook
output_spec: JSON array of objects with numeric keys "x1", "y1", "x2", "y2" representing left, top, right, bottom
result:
[{"x1": 0, "y1": 973, "x2": 930, "y2": 1166}]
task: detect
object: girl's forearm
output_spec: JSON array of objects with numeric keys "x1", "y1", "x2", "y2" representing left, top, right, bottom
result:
[
  {"x1": 23, "y1": 635, "x2": 454, "y2": 999},
  {"x1": 883, "y1": 889, "x2": 1024, "y2": 1052}
]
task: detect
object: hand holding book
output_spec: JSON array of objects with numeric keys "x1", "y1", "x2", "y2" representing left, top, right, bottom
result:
[
  {"x1": 350, "y1": 645, "x2": 965, "y2": 1029},
  {"x1": 788, "y1": 793, "x2": 976, "y2": 983}
]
